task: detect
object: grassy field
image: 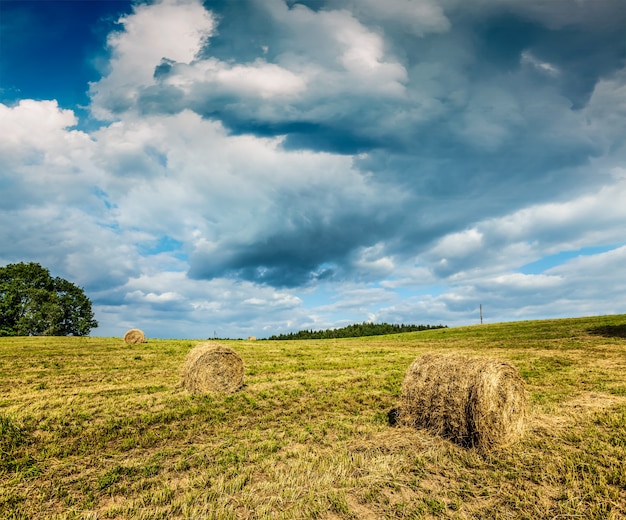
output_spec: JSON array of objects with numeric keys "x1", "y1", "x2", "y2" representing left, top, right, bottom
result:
[{"x1": 1, "y1": 314, "x2": 625, "y2": 519}]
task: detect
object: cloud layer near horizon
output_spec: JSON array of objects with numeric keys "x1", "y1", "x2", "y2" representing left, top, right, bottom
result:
[{"x1": 1, "y1": 0, "x2": 625, "y2": 338}]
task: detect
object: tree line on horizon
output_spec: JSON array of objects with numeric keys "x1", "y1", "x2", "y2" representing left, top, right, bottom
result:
[{"x1": 266, "y1": 322, "x2": 447, "y2": 340}]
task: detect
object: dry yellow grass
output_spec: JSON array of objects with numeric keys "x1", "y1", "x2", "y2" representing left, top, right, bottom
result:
[{"x1": 1, "y1": 314, "x2": 625, "y2": 519}]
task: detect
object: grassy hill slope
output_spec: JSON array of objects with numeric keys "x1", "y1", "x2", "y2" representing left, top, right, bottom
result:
[{"x1": 1, "y1": 314, "x2": 625, "y2": 519}]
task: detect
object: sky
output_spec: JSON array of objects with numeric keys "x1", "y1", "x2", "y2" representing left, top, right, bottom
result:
[{"x1": 0, "y1": 0, "x2": 625, "y2": 339}]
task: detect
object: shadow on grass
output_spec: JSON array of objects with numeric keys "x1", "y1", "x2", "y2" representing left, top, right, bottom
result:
[{"x1": 588, "y1": 324, "x2": 626, "y2": 338}]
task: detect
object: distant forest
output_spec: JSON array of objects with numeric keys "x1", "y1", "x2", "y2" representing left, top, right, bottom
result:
[{"x1": 267, "y1": 322, "x2": 447, "y2": 340}]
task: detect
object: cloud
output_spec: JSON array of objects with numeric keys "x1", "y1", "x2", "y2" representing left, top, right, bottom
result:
[
  {"x1": 170, "y1": 58, "x2": 307, "y2": 99},
  {"x1": 0, "y1": 99, "x2": 140, "y2": 291},
  {"x1": 1, "y1": 0, "x2": 625, "y2": 338},
  {"x1": 520, "y1": 51, "x2": 560, "y2": 76},
  {"x1": 89, "y1": 0, "x2": 215, "y2": 119},
  {"x1": 90, "y1": 108, "x2": 407, "y2": 288},
  {"x1": 94, "y1": 271, "x2": 306, "y2": 338},
  {"x1": 88, "y1": 0, "x2": 623, "y2": 172},
  {"x1": 0, "y1": 100, "x2": 99, "y2": 204},
  {"x1": 89, "y1": 0, "x2": 409, "y2": 153}
]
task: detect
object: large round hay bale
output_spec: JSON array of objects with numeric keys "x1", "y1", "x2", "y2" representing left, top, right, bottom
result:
[
  {"x1": 124, "y1": 328, "x2": 146, "y2": 344},
  {"x1": 398, "y1": 353, "x2": 527, "y2": 452},
  {"x1": 181, "y1": 342, "x2": 244, "y2": 394}
]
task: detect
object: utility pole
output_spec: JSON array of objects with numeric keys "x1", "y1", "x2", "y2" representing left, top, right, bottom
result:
[{"x1": 480, "y1": 304, "x2": 483, "y2": 324}]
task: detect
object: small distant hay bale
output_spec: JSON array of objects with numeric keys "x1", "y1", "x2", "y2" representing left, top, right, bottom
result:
[
  {"x1": 398, "y1": 353, "x2": 527, "y2": 452},
  {"x1": 247, "y1": 336, "x2": 256, "y2": 341},
  {"x1": 181, "y1": 342, "x2": 244, "y2": 394},
  {"x1": 124, "y1": 328, "x2": 146, "y2": 345}
]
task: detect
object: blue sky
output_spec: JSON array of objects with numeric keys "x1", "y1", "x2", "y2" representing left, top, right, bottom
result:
[{"x1": 1, "y1": 0, "x2": 625, "y2": 339}]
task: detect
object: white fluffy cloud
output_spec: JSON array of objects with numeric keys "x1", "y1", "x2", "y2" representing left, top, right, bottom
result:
[
  {"x1": 0, "y1": 100, "x2": 100, "y2": 204},
  {"x1": 91, "y1": 109, "x2": 398, "y2": 251},
  {"x1": 89, "y1": 0, "x2": 215, "y2": 119}
]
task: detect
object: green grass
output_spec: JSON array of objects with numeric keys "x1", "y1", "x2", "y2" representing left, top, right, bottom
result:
[{"x1": 1, "y1": 315, "x2": 625, "y2": 518}]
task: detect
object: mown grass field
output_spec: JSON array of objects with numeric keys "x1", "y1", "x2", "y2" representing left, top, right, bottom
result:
[{"x1": 1, "y1": 314, "x2": 625, "y2": 519}]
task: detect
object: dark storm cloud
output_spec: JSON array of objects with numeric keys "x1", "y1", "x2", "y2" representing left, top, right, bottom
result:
[
  {"x1": 466, "y1": 8, "x2": 625, "y2": 109},
  {"x1": 189, "y1": 193, "x2": 400, "y2": 287}
]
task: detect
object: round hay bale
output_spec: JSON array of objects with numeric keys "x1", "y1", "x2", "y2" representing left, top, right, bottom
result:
[
  {"x1": 124, "y1": 328, "x2": 146, "y2": 344},
  {"x1": 398, "y1": 353, "x2": 527, "y2": 452},
  {"x1": 181, "y1": 342, "x2": 244, "y2": 394}
]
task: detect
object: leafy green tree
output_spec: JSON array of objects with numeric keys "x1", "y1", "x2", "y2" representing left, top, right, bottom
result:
[{"x1": 0, "y1": 262, "x2": 98, "y2": 336}]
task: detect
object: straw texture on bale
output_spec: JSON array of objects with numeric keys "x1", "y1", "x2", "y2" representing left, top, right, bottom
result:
[
  {"x1": 399, "y1": 353, "x2": 527, "y2": 452},
  {"x1": 181, "y1": 342, "x2": 244, "y2": 394},
  {"x1": 124, "y1": 328, "x2": 145, "y2": 344}
]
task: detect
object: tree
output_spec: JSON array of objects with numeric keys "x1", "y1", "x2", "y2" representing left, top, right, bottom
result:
[{"x1": 0, "y1": 262, "x2": 98, "y2": 336}]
